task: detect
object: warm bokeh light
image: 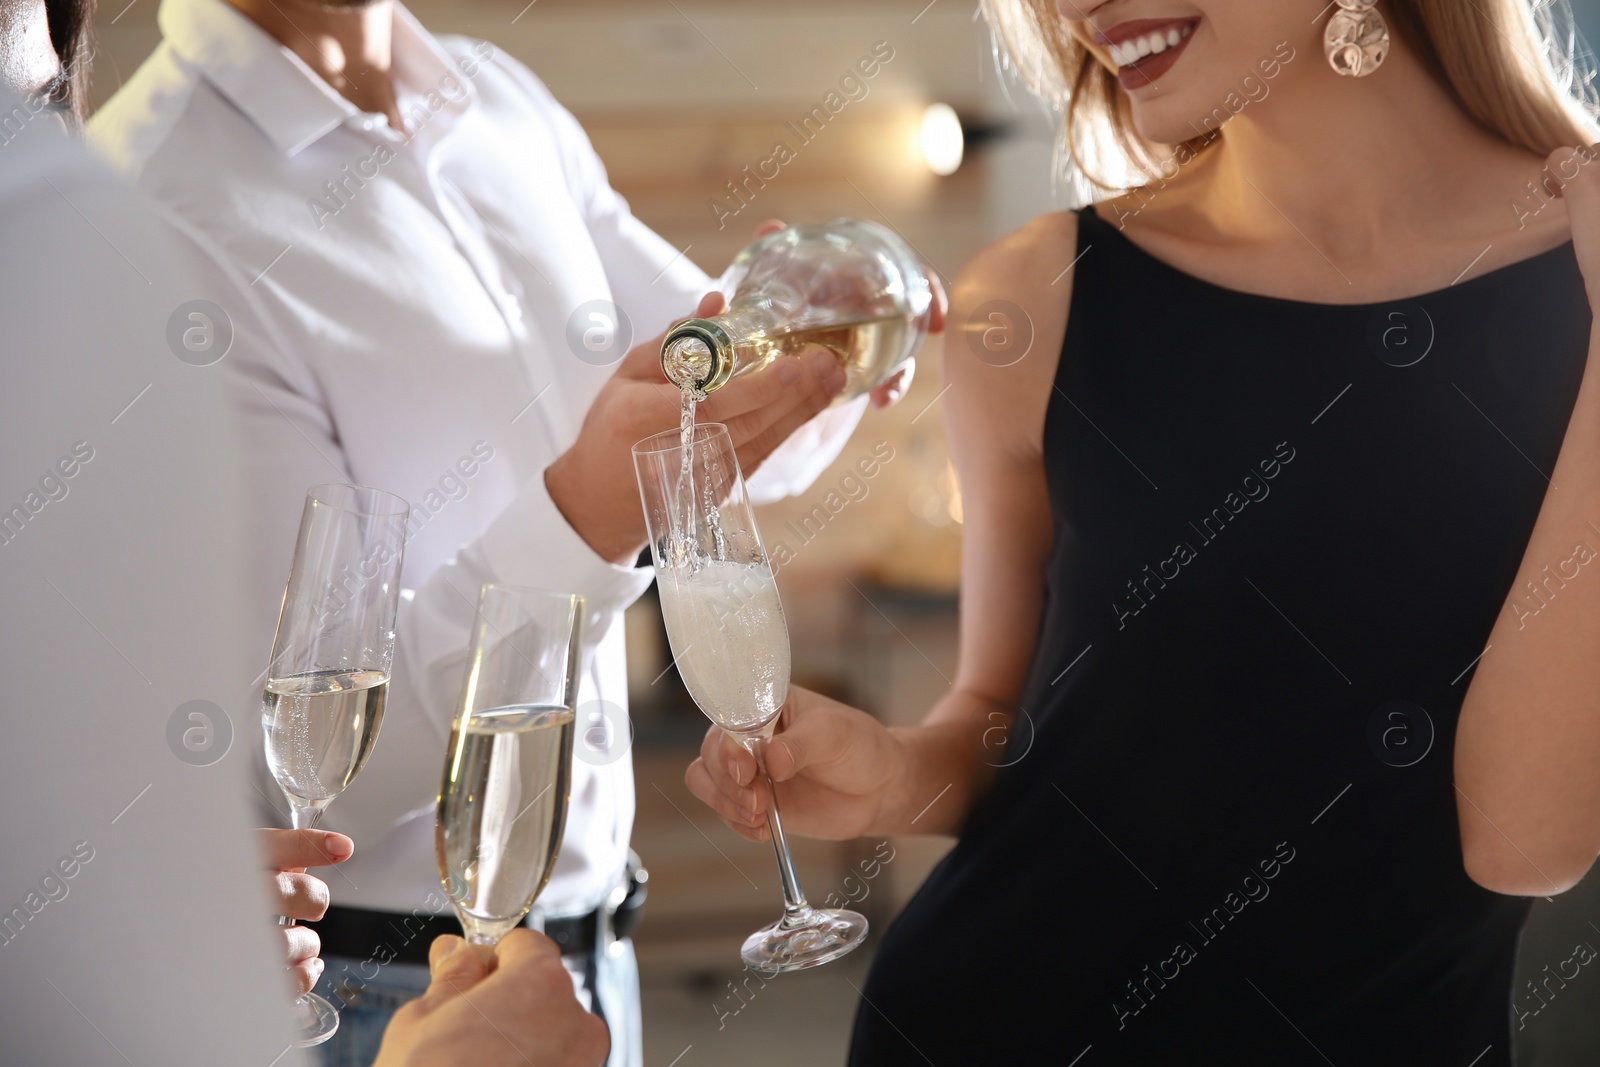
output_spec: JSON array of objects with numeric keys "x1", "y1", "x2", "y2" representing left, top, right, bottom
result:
[{"x1": 920, "y1": 102, "x2": 964, "y2": 176}]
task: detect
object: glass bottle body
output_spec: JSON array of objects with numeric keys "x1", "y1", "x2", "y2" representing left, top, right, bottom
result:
[{"x1": 662, "y1": 219, "x2": 933, "y2": 402}]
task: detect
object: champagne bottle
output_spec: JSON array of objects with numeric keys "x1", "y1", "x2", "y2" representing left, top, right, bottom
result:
[{"x1": 661, "y1": 219, "x2": 934, "y2": 402}]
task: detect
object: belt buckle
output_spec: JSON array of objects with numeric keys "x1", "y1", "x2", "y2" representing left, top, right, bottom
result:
[
  {"x1": 609, "y1": 852, "x2": 648, "y2": 945},
  {"x1": 528, "y1": 854, "x2": 648, "y2": 958}
]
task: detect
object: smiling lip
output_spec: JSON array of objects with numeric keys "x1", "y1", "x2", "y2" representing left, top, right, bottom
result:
[{"x1": 1096, "y1": 17, "x2": 1200, "y2": 90}]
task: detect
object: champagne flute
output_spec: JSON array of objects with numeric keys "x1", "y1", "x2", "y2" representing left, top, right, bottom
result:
[
  {"x1": 633, "y1": 422, "x2": 869, "y2": 972},
  {"x1": 436, "y1": 585, "x2": 582, "y2": 945},
  {"x1": 261, "y1": 483, "x2": 410, "y2": 1046}
]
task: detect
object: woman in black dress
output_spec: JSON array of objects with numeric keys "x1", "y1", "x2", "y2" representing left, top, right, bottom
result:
[{"x1": 688, "y1": 1, "x2": 1600, "y2": 1062}]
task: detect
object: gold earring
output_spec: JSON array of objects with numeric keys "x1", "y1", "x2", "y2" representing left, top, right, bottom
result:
[{"x1": 1324, "y1": 0, "x2": 1390, "y2": 78}]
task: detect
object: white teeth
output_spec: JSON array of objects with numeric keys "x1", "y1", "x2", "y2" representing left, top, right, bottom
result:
[{"x1": 1108, "y1": 23, "x2": 1191, "y2": 68}]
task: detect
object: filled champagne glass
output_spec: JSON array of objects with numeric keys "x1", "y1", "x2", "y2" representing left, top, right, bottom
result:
[
  {"x1": 261, "y1": 483, "x2": 410, "y2": 1046},
  {"x1": 435, "y1": 585, "x2": 582, "y2": 946},
  {"x1": 634, "y1": 422, "x2": 869, "y2": 972}
]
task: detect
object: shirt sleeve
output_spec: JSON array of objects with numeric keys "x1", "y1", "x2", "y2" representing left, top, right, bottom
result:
[
  {"x1": 488, "y1": 48, "x2": 711, "y2": 339},
  {"x1": 209, "y1": 287, "x2": 655, "y2": 846}
]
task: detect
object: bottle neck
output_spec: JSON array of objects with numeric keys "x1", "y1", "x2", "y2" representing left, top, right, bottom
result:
[{"x1": 661, "y1": 318, "x2": 735, "y2": 397}]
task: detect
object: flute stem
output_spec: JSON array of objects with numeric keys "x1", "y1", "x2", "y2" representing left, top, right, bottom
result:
[
  {"x1": 283, "y1": 803, "x2": 327, "y2": 930},
  {"x1": 761, "y1": 769, "x2": 813, "y2": 926}
]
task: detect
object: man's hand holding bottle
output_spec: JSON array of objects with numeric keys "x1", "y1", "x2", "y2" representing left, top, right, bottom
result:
[{"x1": 547, "y1": 220, "x2": 944, "y2": 564}]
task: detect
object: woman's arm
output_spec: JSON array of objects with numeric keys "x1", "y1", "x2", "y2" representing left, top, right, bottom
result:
[
  {"x1": 686, "y1": 212, "x2": 1078, "y2": 839},
  {"x1": 1455, "y1": 149, "x2": 1600, "y2": 895}
]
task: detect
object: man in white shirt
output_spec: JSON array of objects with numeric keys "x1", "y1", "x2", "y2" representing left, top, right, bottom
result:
[{"x1": 89, "y1": 1, "x2": 900, "y2": 1062}]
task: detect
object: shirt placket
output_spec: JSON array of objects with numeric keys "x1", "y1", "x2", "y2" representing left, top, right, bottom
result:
[
  {"x1": 390, "y1": 122, "x2": 617, "y2": 728},
  {"x1": 381, "y1": 111, "x2": 570, "y2": 457}
]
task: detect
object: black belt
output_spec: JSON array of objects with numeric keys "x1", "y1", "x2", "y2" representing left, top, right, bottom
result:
[{"x1": 309, "y1": 858, "x2": 647, "y2": 967}]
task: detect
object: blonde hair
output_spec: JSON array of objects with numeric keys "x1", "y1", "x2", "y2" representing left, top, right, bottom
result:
[{"x1": 983, "y1": 0, "x2": 1600, "y2": 202}]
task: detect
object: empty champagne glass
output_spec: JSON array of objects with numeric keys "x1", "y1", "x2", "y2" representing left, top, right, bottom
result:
[
  {"x1": 261, "y1": 483, "x2": 410, "y2": 1045},
  {"x1": 634, "y1": 422, "x2": 869, "y2": 972},
  {"x1": 435, "y1": 585, "x2": 582, "y2": 945}
]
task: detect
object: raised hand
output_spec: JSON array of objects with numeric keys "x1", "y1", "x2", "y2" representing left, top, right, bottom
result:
[{"x1": 547, "y1": 287, "x2": 845, "y2": 563}]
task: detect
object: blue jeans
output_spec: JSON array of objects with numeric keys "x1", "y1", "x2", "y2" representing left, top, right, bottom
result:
[
  {"x1": 308, "y1": 939, "x2": 641, "y2": 1067},
  {"x1": 310, "y1": 954, "x2": 432, "y2": 1067}
]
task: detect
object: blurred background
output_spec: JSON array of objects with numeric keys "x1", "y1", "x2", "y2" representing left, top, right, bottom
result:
[{"x1": 83, "y1": 1, "x2": 1600, "y2": 1063}]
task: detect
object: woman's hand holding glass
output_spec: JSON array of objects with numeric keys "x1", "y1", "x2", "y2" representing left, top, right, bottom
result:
[
  {"x1": 687, "y1": 683, "x2": 1009, "y2": 842},
  {"x1": 685, "y1": 685, "x2": 909, "y2": 844}
]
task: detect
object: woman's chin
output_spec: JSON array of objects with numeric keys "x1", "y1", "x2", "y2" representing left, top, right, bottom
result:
[{"x1": 1127, "y1": 110, "x2": 1209, "y2": 152}]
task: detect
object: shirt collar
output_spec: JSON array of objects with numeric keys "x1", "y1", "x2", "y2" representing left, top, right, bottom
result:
[
  {"x1": 390, "y1": 3, "x2": 479, "y2": 114},
  {"x1": 157, "y1": 0, "x2": 475, "y2": 158}
]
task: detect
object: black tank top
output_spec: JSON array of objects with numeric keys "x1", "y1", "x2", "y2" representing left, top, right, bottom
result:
[{"x1": 849, "y1": 207, "x2": 1592, "y2": 1066}]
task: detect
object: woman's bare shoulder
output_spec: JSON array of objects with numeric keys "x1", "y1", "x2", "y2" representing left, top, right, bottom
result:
[
  {"x1": 957, "y1": 210, "x2": 1082, "y2": 295},
  {"x1": 943, "y1": 211, "x2": 1082, "y2": 462}
]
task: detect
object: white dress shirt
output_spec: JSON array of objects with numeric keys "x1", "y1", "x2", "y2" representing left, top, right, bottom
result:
[
  {"x1": 1, "y1": 91, "x2": 306, "y2": 1064},
  {"x1": 90, "y1": 0, "x2": 862, "y2": 917}
]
